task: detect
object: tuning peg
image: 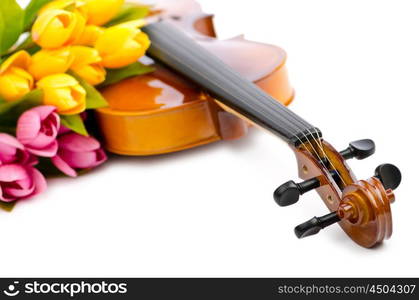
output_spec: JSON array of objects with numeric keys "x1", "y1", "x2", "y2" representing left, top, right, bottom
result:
[
  {"x1": 294, "y1": 212, "x2": 341, "y2": 238},
  {"x1": 273, "y1": 177, "x2": 320, "y2": 207},
  {"x1": 375, "y1": 164, "x2": 402, "y2": 190},
  {"x1": 340, "y1": 139, "x2": 375, "y2": 160}
]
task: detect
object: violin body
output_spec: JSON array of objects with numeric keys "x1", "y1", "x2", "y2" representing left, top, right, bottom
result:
[{"x1": 95, "y1": 0, "x2": 293, "y2": 155}]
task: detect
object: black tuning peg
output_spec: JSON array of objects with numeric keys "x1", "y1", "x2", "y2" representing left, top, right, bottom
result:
[
  {"x1": 340, "y1": 139, "x2": 376, "y2": 160},
  {"x1": 273, "y1": 177, "x2": 320, "y2": 207},
  {"x1": 375, "y1": 164, "x2": 402, "y2": 190},
  {"x1": 294, "y1": 212, "x2": 341, "y2": 239}
]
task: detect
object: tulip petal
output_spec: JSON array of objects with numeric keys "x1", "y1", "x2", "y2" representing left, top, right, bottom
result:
[
  {"x1": 59, "y1": 133, "x2": 100, "y2": 152},
  {"x1": 16, "y1": 111, "x2": 42, "y2": 143},
  {"x1": 0, "y1": 133, "x2": 25, "y2": 150},
  {"x1": 26, "y1": 154, "x2": 39, "y2": 167},
  {"x1": 0, "y1": 165, "x2": 27, "y2": 182},
  {"x1": 27, "y1": 141, "x2": 59, "y2": 157},
  {"x1": 52, "y1": 155, "x2": 77, "y2": 177},
  {"x1": 30, "y1": 168, "x2": 47, "y2": 196},
  {"x1": 0, "y1": 51, "x2": 31, "y2": 74},
  {"x1": 85, "y1": 0, "x2": 124, "y2": 26},
  {"x1": 58, "y1": 125, "x2": 72, "y2": 135},
  {"x1": 29, "y1": 48, "x2": 74, "y2": 80},
  {"x1": 32, "y1": 105, "x2": 57, "y2": 120},
  {"x1": 0, "y1": 165, "x2": 45, "y2": 202},
  {"x1": 0, "y1": 190, "x2": 17, "y2": 202},
  {"x1": 0, "y1": 145, "x2": 17, "y2": 159},
  {"x1": 26, "y1": 132, "x2": 54, "y2": 148},
  {"x1": 32, "y1": 9, "x2": 75, "y2": 49},
  {"x1": 0, "y1": 68, "x2": 33, "y2": 101},
  {"x1": 96, "y1": 149, "x2": 107, "y2": 165},
  {"x1": 60, "y1": 150, "x2": 97, "y2": 168},
  {"x1": 4, "y1": 184, "x2": 35, "y2": 198},
  {"x1": 16, "y1": 175, "x2": 32, "y2": 190},
  {"x1": 3, "y1": 167, "x2": 47, "y2": 200},
  {"x1": 37, "y1": 73, "x2": 79, "y2": 88}
]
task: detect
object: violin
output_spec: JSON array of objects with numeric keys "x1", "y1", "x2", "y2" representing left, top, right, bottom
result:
[
  {"x1": 95, "y1": 0, "x2": 293, "y2": 155},
  {"x1": 97, "y1": 1, "x2": 402, "y2": 248}
]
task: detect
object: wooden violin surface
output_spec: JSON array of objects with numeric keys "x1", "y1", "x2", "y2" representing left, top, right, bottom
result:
[
  {"x1": 95, "y1": 0, "x2": 294, "y2": 155},
  {"x1": 93, "y1": 0, "x2": 402, "y2": 248}
]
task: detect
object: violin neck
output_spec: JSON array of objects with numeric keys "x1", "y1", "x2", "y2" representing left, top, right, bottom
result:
[{"x1": 143, "y1": 21, "x2": 321, "y2": 145}]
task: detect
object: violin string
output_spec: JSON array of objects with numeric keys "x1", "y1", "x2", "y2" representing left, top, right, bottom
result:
[
  {"x1": 148, "y1": 24, "x2": 340, "y2": 182},
  {"x1": 290, "y1": 128, "x2": 332, "y2": 180},
  {"x1": 149, "y1": 28, "x2": 327, "y2": 167},
  {"x1": 279, "y1": 97, "x2": 346, "y2": 186},
  {"x1": 146, "y1": 22, "x2": 318, "y2": 139},
  {"x1": 297, "y1": 128, "x2": 346, "y2": 187},
  {"x1": 313, "y1": 129, "x2": 347, "y2": 186},
  {"x1": 285, "y1": 113, "x2": 346, "y2": 187},
  {"x1": 149, "y1": 26, "x2": 307, "y2": 139}
]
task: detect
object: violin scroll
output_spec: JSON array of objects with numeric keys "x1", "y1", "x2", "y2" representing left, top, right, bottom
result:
[{"x1": 275, "y1": 138, "x2": 401, "y2": 248}]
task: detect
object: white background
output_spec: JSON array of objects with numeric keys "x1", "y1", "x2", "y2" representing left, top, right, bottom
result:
[{"x1": 2, "y1": 0, "x2": 418, "y2": 277}]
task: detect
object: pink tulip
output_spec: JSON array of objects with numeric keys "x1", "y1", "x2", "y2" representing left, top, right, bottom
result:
[
  {"x1": 0, "y1": 133, "x2": 36, "y2": 166},
  {"x1": 52, "y1": 133, "x2": 107, "y2": 177},
  {"x1": 16, "y1": 105, "x2": 60, "y2": 157},
  {"x1": 58, "y1": 125, "x2": 72, "y2": 136},
  {"x1": 0, "y1": 164, "x2": 47, "y2": 202}
]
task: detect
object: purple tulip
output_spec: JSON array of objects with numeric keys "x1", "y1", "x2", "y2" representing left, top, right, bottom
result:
[
  {"x1": 0, "y1": 164, "x2": 47, "y2": 202},
  {"x1": 52, "y1": 133, "x2": 107, "y2": 177},
  {"x1": 16, "y1": 105, "x2": 60, "y2": 157},
  {"x1": 0, "y1": 133, "x2": 36, "y2": 166}
]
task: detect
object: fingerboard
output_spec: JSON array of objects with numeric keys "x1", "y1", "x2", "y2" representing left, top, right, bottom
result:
[{"x1": 143, "y1": 21, "x2": 321, "y2": 145}]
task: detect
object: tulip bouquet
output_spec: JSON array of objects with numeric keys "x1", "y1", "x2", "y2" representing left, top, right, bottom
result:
[{"x1": 0, "y1": 0, "x2": 154, "y2": 208}]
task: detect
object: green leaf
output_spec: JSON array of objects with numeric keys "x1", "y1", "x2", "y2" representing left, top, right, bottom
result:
[
  {"x1": 105, "y1": 4, "x2": 150, "y2": 27},
  {"x1": 0, "y1": 0, "x2": 24, "y2": 54},
  {"x1": 23, "y1": 0, "x2": 53, "y2": 30},
  {"x1": 13, "y1": 34, "x2": 35, "y2": 52},
  {"x1": 0, "y1": 89, "x2": 43, "y2": 114},
  {"x1": 60, "y1": 114, "x2": 88, "y2": 136},
  {"x1": 27, "y1": 44, "x2": 41, "y2": 55},
  {"x1": 0, "y1": 11, "x2": 4, "y2": 55},
  {"x1": 100, "y1": 62, "x2": 155, "y2": 87},
  {"x1": 0, "y1": 125, "x2": 16, "y2": 135},
  {"x1": 68, "y1": 71, "x2": 108, "y2": 109},
  {"x1": 36, "y1": 157, "x2": 67, "y2": 177},
  {"x1": 0, "y1": 201, "x2": 16, "y2": 212},
  {"x1": 0, "y1": 89, "x2": 43, "y2": 127}
]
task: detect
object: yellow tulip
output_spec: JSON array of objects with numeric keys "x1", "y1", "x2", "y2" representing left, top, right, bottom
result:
[
  {"x1": 84, "y1": 0, "x2": 124, "y2": 26},
  {"x1": 68, "y1": 12, "x2": 86, "y2": 44},
  {"x1": 32, "y1": 9, "x2": 86, "y2": 49},
  {"x1": 70, "y1": 46, "x2": 106, "y2": 85},
  {"x1": 75, "y1": 25, "x2": 104, "y2": 46},
  {"x1": 40, "y1": 0, "x2": 88, "y2": 18},
  {"x1": 37, "y1": 74, "x2": 86, "y2": 115},
  {"x1": 95, "y1": 23, "x2": 150, "y2": 69},
  {"x1": 28, "y1": 47, "x2": 74, "y2": 80},
  {"x1": 0, "y1": 51, "x2": 33, "y2": 102}
]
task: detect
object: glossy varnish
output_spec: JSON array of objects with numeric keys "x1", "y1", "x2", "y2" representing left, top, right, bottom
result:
[{"x1": 96, "y1": 0, "x2": 294, "y2": 155}]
